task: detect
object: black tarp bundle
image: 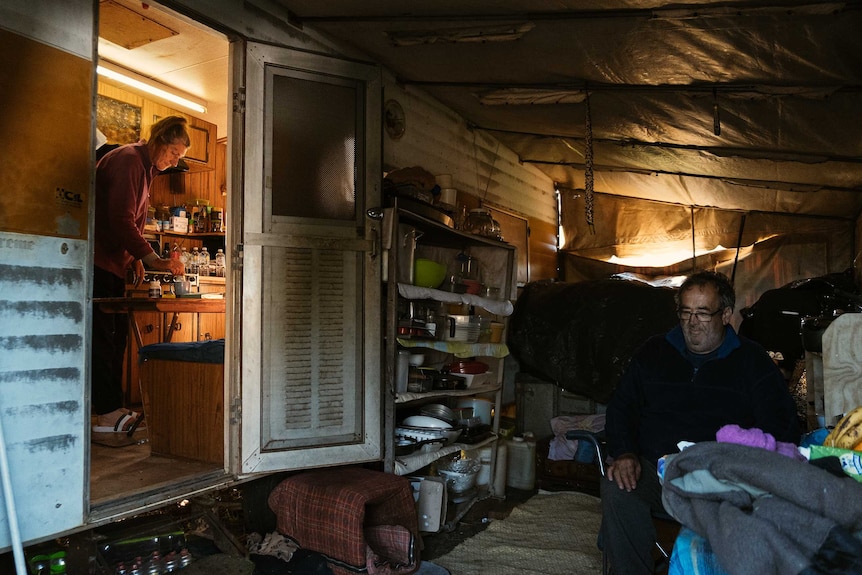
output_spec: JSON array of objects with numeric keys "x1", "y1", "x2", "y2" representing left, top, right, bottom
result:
[
  {"x1": 508, "y1": 279, "x2": 678, "y2": 404},
  {"x1": 738, "y1": 270, "x2": 861, "y2": 370}
]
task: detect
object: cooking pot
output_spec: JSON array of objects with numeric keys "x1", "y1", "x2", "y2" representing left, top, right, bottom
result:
[
  {"x1": 456, "y1": 398, "x2": 493, "y2": 425},
  {"x1": 432, "y1": 373, "x2": 466, "y2": 390}
]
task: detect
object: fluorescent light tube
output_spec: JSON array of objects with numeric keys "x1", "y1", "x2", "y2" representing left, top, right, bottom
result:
[{"x1": 97, "y1": 63, "x2": 207, "y2": 114}]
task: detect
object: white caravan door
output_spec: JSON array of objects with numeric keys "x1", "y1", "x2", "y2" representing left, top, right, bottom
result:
[{"x1": 237, "y1": 43, "x2": 383, "y2": 474}]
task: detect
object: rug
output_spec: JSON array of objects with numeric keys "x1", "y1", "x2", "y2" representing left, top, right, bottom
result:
[{"x1": 433, "y1": 491, "x2": 602, "y2": 575}]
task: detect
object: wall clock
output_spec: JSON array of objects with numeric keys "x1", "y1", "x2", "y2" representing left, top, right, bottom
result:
[{"x1": 384, "y1": 99, "x2": 406, "y2": 140}]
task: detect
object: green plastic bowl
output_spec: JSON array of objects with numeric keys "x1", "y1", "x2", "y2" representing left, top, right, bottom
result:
[{"x1": 413, "y1": 258, "x2": 447, "y2": 288}]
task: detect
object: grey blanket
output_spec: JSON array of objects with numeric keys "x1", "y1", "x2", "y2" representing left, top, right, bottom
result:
[{"x1": 661, "y1": 442, "x2": 862, "y2": 575}]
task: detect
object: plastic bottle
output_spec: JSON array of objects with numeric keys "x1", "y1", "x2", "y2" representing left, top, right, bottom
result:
[
  {"x1": 506, "y1": 433, "x2": 536, "y2": 490},
  {"x1": 200, "y1": 247, "x2": 210, "y2": 276},
  {"x1": 196, "y1": 207, "x2": 209, "y2": 233},
  {"x1": 171, "y1": 243, "x2": 181, "y2": 260},
  {"x1": 190, "y1": 247, "x2": 200, "y2": 274},
  {"x1": 144, "y1": 551, "x2": 162, "y2": 575},
  {"x1": 215, "y1": 249, "x2": 226, "y2": 277}
]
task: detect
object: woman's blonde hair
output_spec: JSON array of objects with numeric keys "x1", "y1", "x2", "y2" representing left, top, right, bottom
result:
[{"x1": 149, "y1": 115, "x2": 191, "y2": 148}]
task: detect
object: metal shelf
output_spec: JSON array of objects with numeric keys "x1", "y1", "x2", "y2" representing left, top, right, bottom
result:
[{"x1": 394, "y1": 434, "x2": 498, "y2": 476}]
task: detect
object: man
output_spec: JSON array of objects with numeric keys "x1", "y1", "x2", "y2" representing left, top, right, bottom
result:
[
  {"x1": 601, "y1": 271, "x2": 799, "y2": 574},
  {"x1": 91, "y1": 116, "x2": 188, "y2": 433}
]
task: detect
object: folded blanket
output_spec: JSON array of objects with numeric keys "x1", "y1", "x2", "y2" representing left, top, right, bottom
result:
[{"x1": 662, "y1": 442, "x2": 862, "y2": 575}]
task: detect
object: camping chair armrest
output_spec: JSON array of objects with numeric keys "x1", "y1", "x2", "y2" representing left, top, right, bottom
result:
[{"x1": 564, "y1": 430, "x2": 606, "y2": 477}]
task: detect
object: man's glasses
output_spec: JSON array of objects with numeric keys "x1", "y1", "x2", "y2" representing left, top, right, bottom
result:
[{"x1": 677, "y1": 308, "x2": 723, "y2": 322}]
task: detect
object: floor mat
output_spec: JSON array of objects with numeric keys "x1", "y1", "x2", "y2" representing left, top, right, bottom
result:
[
  {"x1": 91, "y1": 427, "x2": 148, "y2": 448},
  {"x1": 433, "y1": 490, "x2": 602, "y2": 575}
]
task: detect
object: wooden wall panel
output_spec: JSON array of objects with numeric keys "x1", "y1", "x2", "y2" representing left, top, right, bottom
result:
[
  {"x1": 97, "y1": 81, "x2": 221, "y2": 214},
  {"x1": 529, "y1": 218, "x2": 559, "y2": 281},
  {"x1": 1, "y1": 30, "x2": 91, "y2": 239}
]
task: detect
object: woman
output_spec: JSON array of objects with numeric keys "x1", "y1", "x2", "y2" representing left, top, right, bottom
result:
[{"x1": 91, "y1": 116, "x2": 188, "y2": 433}]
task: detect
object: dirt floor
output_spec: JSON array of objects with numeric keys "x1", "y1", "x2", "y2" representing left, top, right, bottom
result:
[{"x1": 0, "y1": 481, "x2": 558, "y2": 573}]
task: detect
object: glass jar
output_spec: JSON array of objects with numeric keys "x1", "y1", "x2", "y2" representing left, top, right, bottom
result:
[{"x1": 465, "y1": 208, "x2": 495, "y2": 237}]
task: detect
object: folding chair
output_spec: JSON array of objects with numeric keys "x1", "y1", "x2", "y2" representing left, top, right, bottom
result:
[{"x1": 566, "y1": 430, "x2": 679, "y2": 575}]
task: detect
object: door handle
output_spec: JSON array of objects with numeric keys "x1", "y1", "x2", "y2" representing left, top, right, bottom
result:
[
  {"x1": 366, "y1": 207, "x2": 383, "y2": 260},
  {"x1": 370, "y1": 225, "x2": 379, "y2": 259}
]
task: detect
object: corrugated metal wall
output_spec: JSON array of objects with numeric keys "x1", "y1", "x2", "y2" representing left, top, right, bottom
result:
[
  {"x1": 382, "y1": 78, "x2": 557, "y2": 227},
  {"x1": 0, "y1": 234, "x2": 88, "y2": 547}
]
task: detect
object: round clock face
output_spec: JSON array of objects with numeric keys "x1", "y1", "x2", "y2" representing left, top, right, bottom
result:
[{"x1": 384, "y1": 99, "x2": 406, "y2": 140}]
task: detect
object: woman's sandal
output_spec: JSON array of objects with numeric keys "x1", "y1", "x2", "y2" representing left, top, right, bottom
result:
[{"x1": 92, "y1": 411, "x2": 145, "y2": 436}]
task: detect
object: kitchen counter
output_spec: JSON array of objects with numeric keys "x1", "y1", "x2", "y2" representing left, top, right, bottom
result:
[{"x1": 94, "y1": 297, "x2": 225, "y2": 348}]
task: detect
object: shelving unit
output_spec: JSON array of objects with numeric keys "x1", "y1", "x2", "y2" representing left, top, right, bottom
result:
[{"x1": 383, "y1": 201, "x2": 516, "y2": 523}]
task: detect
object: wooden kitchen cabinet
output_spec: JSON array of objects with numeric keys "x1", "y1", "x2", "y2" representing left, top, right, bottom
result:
[
  {"x1": 119, "y1": 284, "x2": 226, "y2": 406},
  {"x1": 122, "y1": 310, "x2": 161, "y2": 406}
]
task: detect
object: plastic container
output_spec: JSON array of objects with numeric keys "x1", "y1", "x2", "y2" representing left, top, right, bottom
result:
[
  {"x1": 489, "y1": 321, "x2": 505, "y2": 343},
  {"x1": 476, "y1": 446, "x2": 493, "y2": 486},
  {"x1": 506, "y1": 435, "x2": 536, "y2": 490},
  {"x1": 148, "y1": 280, "x2": 161, "y2": 299},
  {"x1": 395, "y1": 350, "x2": 409, "y2": 394}
]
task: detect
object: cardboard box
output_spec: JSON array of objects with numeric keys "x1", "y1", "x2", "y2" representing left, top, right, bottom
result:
[{"x1": 170, "y1": 216, "x2": 188, "y2": 233}]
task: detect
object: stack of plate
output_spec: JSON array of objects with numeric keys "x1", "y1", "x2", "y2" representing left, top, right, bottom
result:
[{"x1": 420, "y1": 404, "x2": 457, "y2": 426}]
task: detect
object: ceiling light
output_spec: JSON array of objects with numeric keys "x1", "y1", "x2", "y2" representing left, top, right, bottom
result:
[{"x1": 97, "y1": 61, "x2": 207, "y2": 114}]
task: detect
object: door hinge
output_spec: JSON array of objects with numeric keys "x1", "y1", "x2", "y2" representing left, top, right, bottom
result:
[
  {"x1": 232, "y1": 244, "x2": 243, "y2": 271},
  {"x1": 233, "y1": 87, "x2": 246, "y2": 114},
  {"x1": 230, "y1": 397, "x2": 242, "y2": 424}
]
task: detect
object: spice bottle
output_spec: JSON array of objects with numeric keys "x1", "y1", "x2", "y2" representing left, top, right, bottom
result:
[{"x1": 148, "y1": 279, "x2": 161, "y2": 298}]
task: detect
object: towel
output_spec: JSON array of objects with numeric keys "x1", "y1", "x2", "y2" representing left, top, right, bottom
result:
[
  {"x1": 715, "y1": 424, "x2": 804, "y2": 461},
  {"x1": 398, "y1": 284, "x2": 514, "y2": 317}
]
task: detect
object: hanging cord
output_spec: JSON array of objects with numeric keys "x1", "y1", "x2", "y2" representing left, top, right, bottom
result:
[
  {"x1": 730, "y1": 213, "x2": 747, "y2": 286},
  {"x1": 472, "y1": 130, "x2": 501, "y2": 204},
  {"x1": 584, "y1": 90, "x2": 595, "y2": 234},
  {"x1": 690, "y1": 207, "x2": 697, "y2": 273}
]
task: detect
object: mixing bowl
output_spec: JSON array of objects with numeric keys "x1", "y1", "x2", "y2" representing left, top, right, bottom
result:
[{"x1": 413, "y1": 258, "x2": 447, "y2": 288}]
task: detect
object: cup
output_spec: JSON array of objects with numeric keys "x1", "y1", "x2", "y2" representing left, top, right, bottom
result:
[
  {"x1": 489, "y1": 322, "x2": 505, "y2": 343},
  {"x1": 174, "y1": 279, "x2": 192, "y2": 296}
]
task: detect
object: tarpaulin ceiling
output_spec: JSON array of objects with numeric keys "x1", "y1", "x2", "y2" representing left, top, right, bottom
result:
[{"x1": 276, "y1": 0, "x2": 862, "y2": 227}]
